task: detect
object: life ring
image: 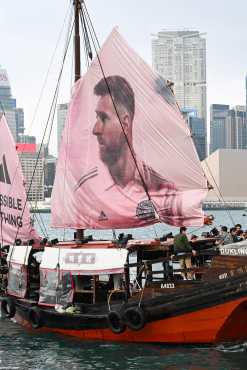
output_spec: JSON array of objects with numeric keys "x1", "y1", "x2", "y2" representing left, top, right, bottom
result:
[
  {"x1": 1, "y1": 297, "x2": 16, "y2": 318},
  {"x1": 28, "y1": 306, "x2": 43, "y2": 329},
  {"x1": 124, "y1": 307, "x2": 146, "y2": 331},
  {"x1": 107, "y1": 310, "x2": 126, "y2": 334}
]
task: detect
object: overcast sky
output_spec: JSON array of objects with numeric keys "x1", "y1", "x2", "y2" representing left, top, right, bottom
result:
[{"x1": 1, "y1": 0, "x2": 247, "y2": 155}]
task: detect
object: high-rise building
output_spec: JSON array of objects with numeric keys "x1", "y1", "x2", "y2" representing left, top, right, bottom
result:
[
  {"x1": 210, "y1": 104, "x2": 229, "y2": 154},
  {"x1": 226, "y1": 106, "x2": 247, "y2": 150},
  {"x1": 18, "y1": 134, "x2": 36, "y2": 144},
  {"x1": 210, "y1": 104, "x2": 247, "y2": 154},
  {"x1": 189, "y1": 116, "x2": 206, "y2": 161},
  {"x1": 152, "y1": 30, "x2": 207, "y2": 120},
  {"x1": 57, "y1": 103, "x2": 68, "y2": 154},
  {"x1": 0, "y1": 68, "x2": 18, "y2": 140},
  {"x1": 15, "y1": 108, "x2": 25, "y2": 141},
  {"x1": 152, "y1": 30, "x2": 207, "y2": 158},
  {"x1": 181, "y1": 108, "x2": 206, "y2": 160},
  {"x1": 44, "y1": 156, "x2": 56, "y2": 198},
  {"x1": 16, "y1": 144, "x2": 44, "y2": 201}
]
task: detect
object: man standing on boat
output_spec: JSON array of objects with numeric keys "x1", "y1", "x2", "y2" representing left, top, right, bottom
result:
[{"x1": 173, "y1": 227, "x2": 196, "y2": 280}]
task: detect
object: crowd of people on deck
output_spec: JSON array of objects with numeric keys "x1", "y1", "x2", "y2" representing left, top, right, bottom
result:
[{"x1": 170, "y1": 223, "x2": 246, "y2": 280}]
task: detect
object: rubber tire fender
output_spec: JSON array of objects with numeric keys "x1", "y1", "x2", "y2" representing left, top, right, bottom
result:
[
  {"x1": 29, "y1": 306, "x2": 43, "y2": 329},
  {"x1": 107, "y1": 310, "x2": 126, "y2": 334},
  {"x1": 1, "y1": 297, "x2": 16, "y2": 318},
  {"x1": 124, "y1": 306, "x2": 146, "y2": 331}
]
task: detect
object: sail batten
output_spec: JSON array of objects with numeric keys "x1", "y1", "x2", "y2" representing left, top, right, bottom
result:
[{"x1": 51, "y1": 29, "x2": 207, "y2": 230}]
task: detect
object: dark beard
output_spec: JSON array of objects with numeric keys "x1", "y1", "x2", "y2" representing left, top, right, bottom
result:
[{"x1": 100, "y1": 147, "x2": 122, "y2": 166}]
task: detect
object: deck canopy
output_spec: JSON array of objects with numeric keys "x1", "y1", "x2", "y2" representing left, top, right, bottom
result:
[
  {"x1": 40, "y1": 247, "x2": 128, "y2": 275},
  {"x1": 7, "y1": 245, "x2": 32, "y2": 266},
  {"x1": 6, "y1": 245, "x2": 32, "y2": 298}
]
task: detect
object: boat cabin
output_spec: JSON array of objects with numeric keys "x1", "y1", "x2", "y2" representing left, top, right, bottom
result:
[{"x1": 6, "y1": 244, "x2": 128, "y2": 307}]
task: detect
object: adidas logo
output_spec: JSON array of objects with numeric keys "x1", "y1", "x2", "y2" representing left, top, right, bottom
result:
[
  {"x1": 98, "y1": 210, "x2": 108, "y2": 221},
  {"x1": 0, "y1": 155, "x2": 11, "y2": 184}
]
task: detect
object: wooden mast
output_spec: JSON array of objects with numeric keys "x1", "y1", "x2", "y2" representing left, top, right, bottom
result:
[
  {"x1": 74, "y1": 0, "x2": 81, "y2": 83},
  {"x1": 74, "y1": 0, "x2": 84, "y2": 241}
]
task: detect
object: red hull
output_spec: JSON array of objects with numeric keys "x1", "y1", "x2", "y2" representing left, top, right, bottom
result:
[{"x1": 15, "y1": 296, "x2": 247, "y2": 344}]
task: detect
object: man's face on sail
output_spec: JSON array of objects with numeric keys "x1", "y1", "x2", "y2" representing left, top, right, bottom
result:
[{"x1": 93, "y1": 94, "x2": 129, "y2": 165}]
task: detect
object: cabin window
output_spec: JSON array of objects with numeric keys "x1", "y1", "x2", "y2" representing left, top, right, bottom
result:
[
  {"x1": 39, "y1": 269, "x2": 73, "y2": 306},
  {"x1": 7, "y1": 262, "x2": 27, "y2": 298}
]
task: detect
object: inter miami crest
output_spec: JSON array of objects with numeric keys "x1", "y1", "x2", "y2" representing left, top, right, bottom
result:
[
  {"x1": 136, "y1": 200, "x2": 155, "y2": 220},
  {"x1": 0, "y1": 155, "x2": 11, "y2": 184}
]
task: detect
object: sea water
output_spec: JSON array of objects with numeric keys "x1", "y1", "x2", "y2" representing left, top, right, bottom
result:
[{"x1": 1, "y1": 209, "x2": 247, "y2": 370}]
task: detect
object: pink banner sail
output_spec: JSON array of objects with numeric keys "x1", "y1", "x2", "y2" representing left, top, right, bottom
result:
[
  {"x1": 0, "y1": 115, "x2": 38, "y2": 244},
  {"x1": 51, "y1": 29, "x2": 208, "y2": 229}
]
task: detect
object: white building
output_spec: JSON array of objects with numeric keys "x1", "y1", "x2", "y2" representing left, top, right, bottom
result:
[
  {"x1": 152, "y1": 30, "x2": 207, "y2": 121},
  {"x1": 202, "y1": 149, "x2": 247, "y2": 202},
  {"x1": 18, "y1": 151, "x2": 44, "y2": 202}
]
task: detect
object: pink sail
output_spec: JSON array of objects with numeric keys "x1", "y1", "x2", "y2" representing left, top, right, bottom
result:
[
  {"x1": 0, "y1": 115, "x2": 38, "y2": 244},
  {"x1": 51, "y1": 29, "x2": 207, "y2": 229}
]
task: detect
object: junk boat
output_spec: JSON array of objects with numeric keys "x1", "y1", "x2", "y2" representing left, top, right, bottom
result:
[{"x1": 1, "y1": 0, "x2": 247, "y2": 344}]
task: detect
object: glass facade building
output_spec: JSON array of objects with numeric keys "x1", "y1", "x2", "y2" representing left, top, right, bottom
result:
[
  {"x1": 210, "y1": 104, "x2": 247, "y2": 154},
  {"x1": 0, "y1": 68, "x2": 24, "y2": 141}
]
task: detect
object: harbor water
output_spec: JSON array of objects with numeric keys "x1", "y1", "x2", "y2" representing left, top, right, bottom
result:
[{"x1": 1, "y1": 209, "x2": 247, "y2": 370}]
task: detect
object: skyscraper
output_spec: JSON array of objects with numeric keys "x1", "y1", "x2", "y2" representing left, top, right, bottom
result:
[
  {"x1": 152, "y1": 30, "x2": 207, "y2": 158},
  {"x1": 152, "y1": 31, "x2": 206, "y2": 119},
  {"x1": 15, "y1": 108, "x2": 25, "y2": 141},
  {"x1": 0, "y1": 68, "x2": 17, "y2": 139},
  {"x1": 210, "y1": 104, "x2": 229, "y2": 154},
  {"x1": 210, "y1": 104, "x2": 247, "y2": 154},
  {"x1": 57, "y1": 103, "x2": 68, "y2": 154}
]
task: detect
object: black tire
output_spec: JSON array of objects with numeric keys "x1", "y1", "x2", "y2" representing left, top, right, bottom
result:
[
  {"x1": 124, "y1": 307, "x2": 146, "y2": 331},
  {"x1": 1, "y1": 298, "x2": 16, "y2": 318},
  {"x1": 107, "y1": 310, "x2": 126, "y2": 334},
  {"x1": 29, "y1": 307, "x2": 43, "y2": 329}
]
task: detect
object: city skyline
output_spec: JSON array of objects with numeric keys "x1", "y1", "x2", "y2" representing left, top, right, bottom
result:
[{"x1": 1, "y1": 0, "x2": 247, "y2": 156}]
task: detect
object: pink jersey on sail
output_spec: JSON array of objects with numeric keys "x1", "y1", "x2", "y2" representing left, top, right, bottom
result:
[
  {"x1": 51, "y1": 29, "x2": 208, "y2": 229},
  {"x1": 0, "y1": 115, "x2": 38, "y2": 244}
]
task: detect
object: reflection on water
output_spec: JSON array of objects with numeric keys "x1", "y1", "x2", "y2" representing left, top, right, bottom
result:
[{"x1": 0, "y1": 319, "x2": 246, "y2": 370}]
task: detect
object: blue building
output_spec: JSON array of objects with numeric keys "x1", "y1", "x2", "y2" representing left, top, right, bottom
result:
[
  {"x1": 0, "y1": 67, "x2": 24, "y2": 141},
  {"x1": 210, "y1": 104, "x2": 229, "y2": 154},
  {"x1": 181, "y1": 107, "x2": 206, "y2": 160}
]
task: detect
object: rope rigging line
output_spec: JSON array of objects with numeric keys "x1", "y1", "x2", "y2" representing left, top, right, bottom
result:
[
  {"x1": 14, "y1": 15, "x2": 75, "y2": 243},
  {"x1": 203, "y1": 158, "x2": 235, "y2": 226},
  {"x1": 0, "y1": 4, "x2": 73, "y2": 245},
  {"x1": 81, "y1": 3, "x2": 157, "y2": 213}
]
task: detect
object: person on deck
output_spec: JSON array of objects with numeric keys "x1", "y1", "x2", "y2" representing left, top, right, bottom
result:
[
  {"x1": 173, "y1": 226, "x2": 196, "y2": 280},
  {"x1": 230, "y1": 227, "x2": 239, "y2": 243},
  {"x1": 218, "y1": 226, "x2": 233, "y2": 245}
]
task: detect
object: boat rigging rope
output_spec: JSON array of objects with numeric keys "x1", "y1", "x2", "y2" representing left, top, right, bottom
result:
[
  {"x1": 0, "y1": 5, "x2": 73, "y2": 245},
  {"x1": 81, "y1": 2, "x2": 160, "y2": 220},
  {"x1": 14, "y1": 12, "x2": 75, "y2": 243},
  {"x1": 203, "y1": 158, "x2": 235, "y2": 226}
]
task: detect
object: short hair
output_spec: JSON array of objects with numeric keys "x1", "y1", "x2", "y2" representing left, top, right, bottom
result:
[
  {"x1": 230, "y1": 227, "x2": 237, "y2": 233},
  {"x1": 180, "y1": 226, "x2": 187, "y2": 233},
  {"x1": 94, "y1": 75, "x2": 135, "y2": 121},
  {"x1": 235, "y1": 224, "x2": 242, "y2": 228},
  {"x1": 221, "y1": 226, "x2": 228, "y2": 232}
]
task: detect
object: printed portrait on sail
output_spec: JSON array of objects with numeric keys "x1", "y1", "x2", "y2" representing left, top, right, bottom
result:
[
  {"x1": 74, "y1": 75, "x2": 182, "y2": 226},
  {"x1": 51, "y1": 29, "x2": 207, "y2": 229}
]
